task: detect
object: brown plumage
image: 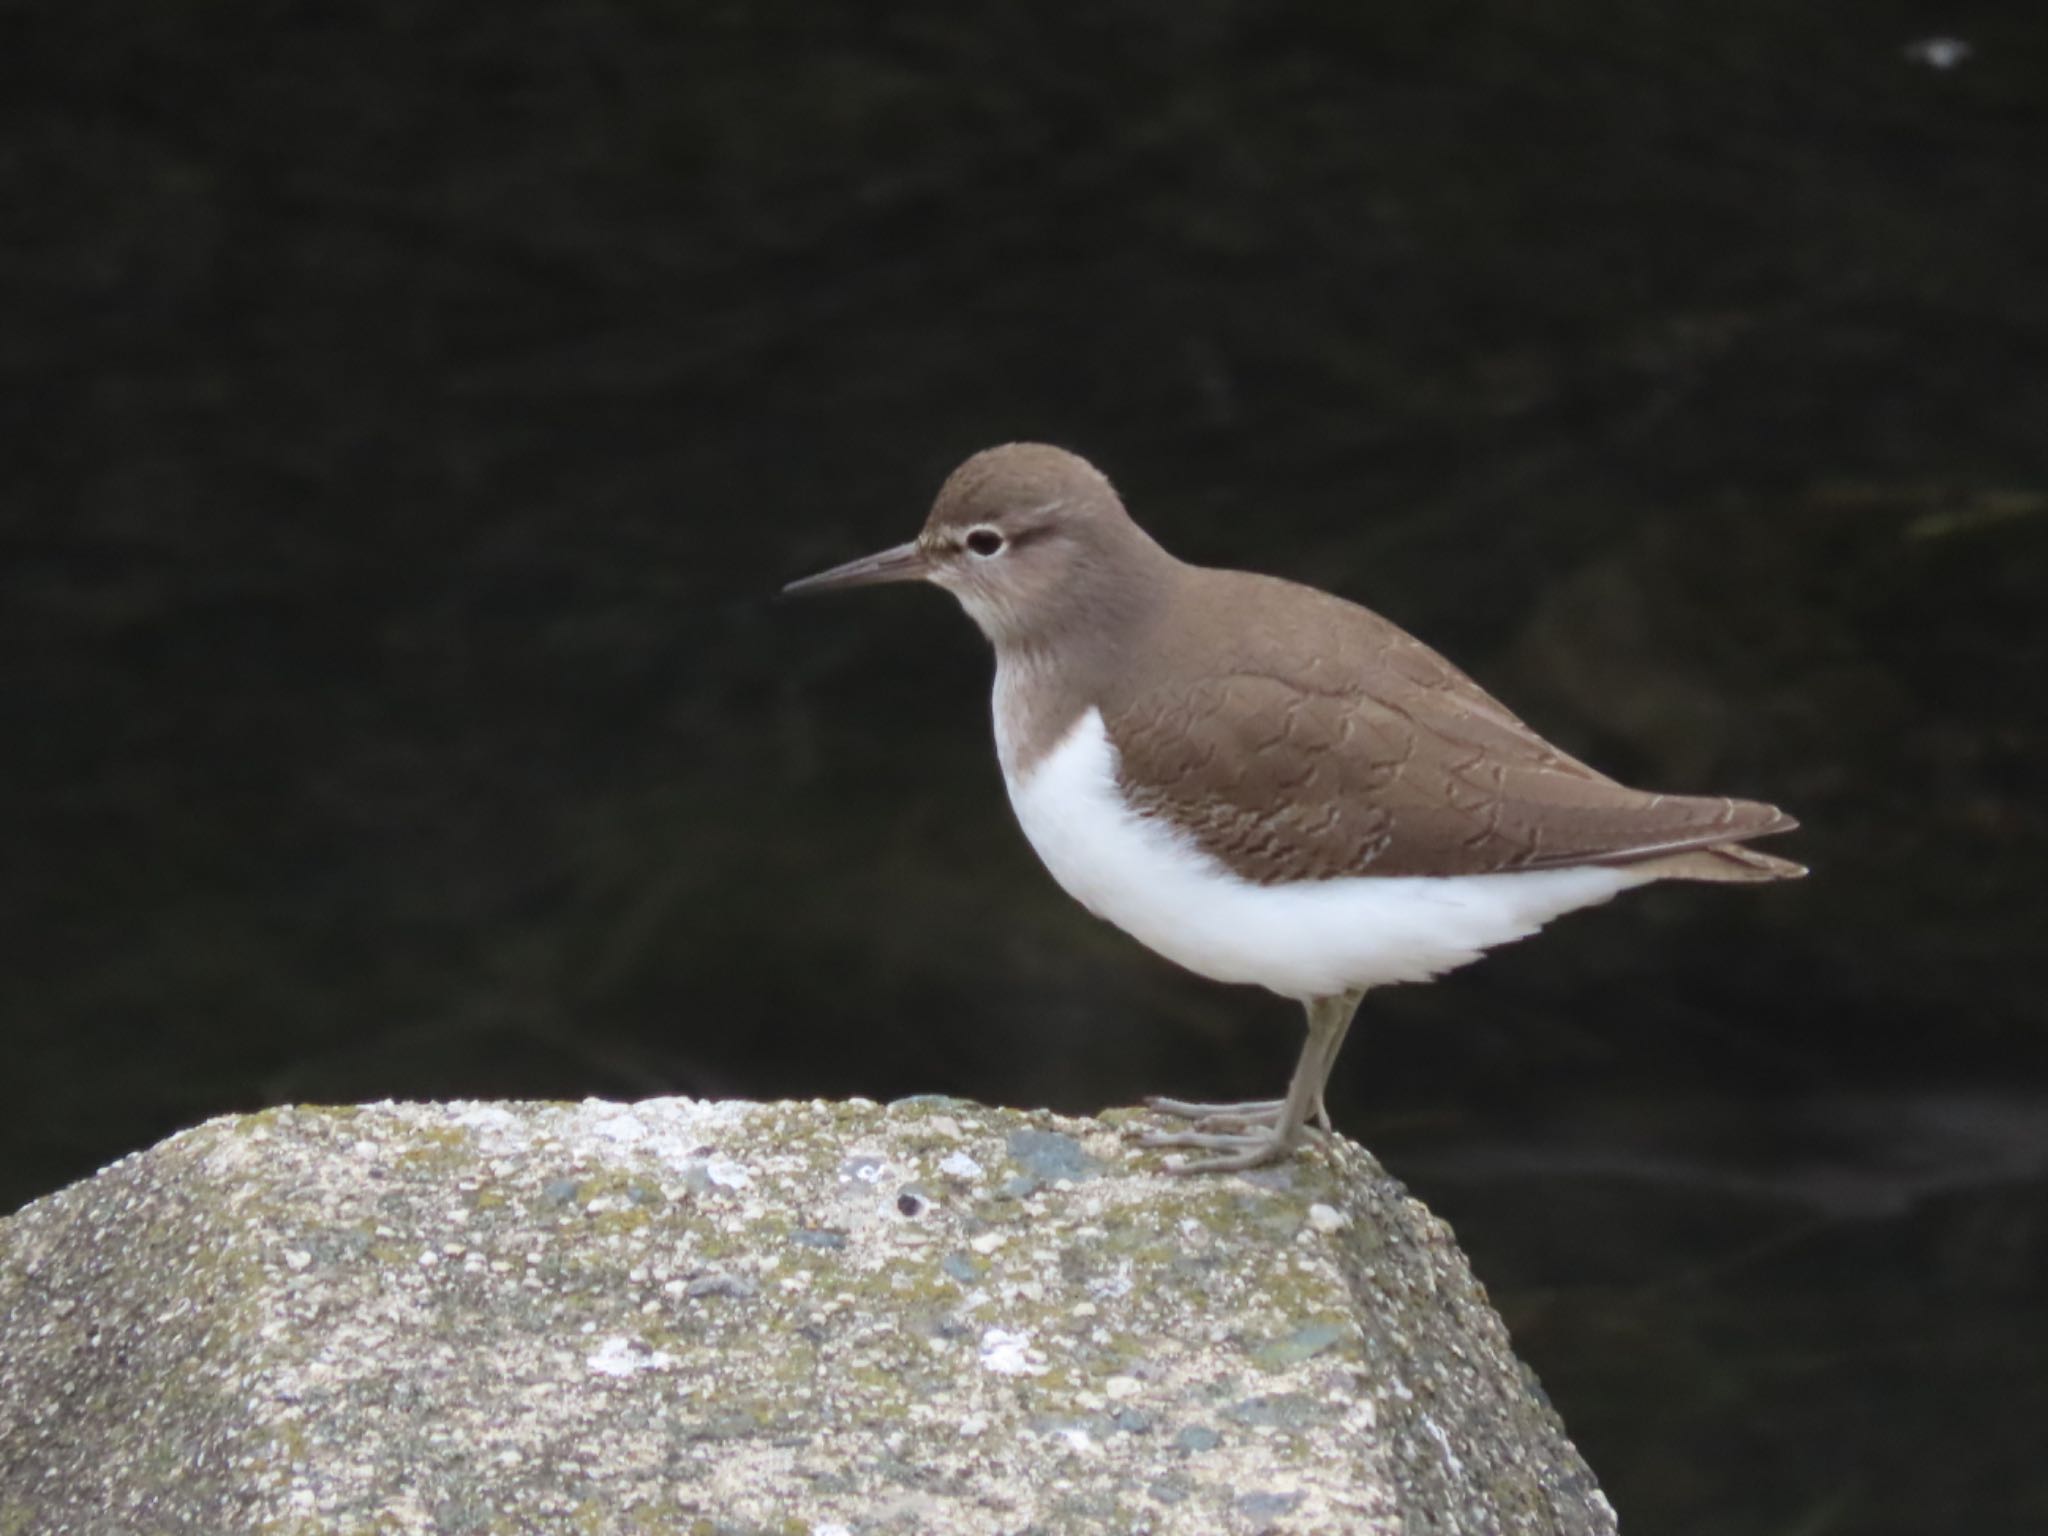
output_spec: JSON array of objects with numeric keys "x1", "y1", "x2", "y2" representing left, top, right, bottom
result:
[{"x1": 1099, "y1": 563, "x2": 1802, "y2": 885}]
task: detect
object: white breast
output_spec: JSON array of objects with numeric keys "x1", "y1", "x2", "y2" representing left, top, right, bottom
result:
[{"x1": 999, "y1": 706, "x2": 1652, "y2": 1002}]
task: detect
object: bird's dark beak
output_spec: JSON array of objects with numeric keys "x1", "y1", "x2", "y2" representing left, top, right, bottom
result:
[{"x1": 781, "y1": 539, "x2": 932, "y2": 598}]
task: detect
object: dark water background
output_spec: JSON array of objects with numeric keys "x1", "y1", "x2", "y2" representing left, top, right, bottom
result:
[{"x1": 5, "y1": 5, "x2": 2046, "y2": 1531}]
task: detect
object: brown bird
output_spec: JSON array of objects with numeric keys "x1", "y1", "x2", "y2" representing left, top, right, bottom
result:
[{"x1": 785, "y1": 445, "x2": 1803, "y2": 1172}]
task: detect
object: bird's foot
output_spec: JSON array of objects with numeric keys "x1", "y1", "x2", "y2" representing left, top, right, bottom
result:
[
  {"x1": 1145, "y1": 1095, "x2": 1283, "y2": 1129},
  {"x1": 1134, "y1": 1125, "x2": 1298, "y2": 1175},
  {"x1": 1144, "y1": 1095, "x2": 1334, "y2": 1135}
]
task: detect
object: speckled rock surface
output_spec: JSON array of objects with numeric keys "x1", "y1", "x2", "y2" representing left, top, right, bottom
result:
[{"x1": 0, "y1": 1098, "x2": 1615, "y2": 1535}]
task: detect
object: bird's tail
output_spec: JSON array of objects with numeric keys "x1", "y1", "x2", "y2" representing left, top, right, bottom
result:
[{"x1": 1634, "y1": 841, "x2": 1808, "y2": 883}]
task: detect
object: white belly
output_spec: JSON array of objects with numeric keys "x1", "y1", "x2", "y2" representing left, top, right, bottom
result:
[{"x1": 1000, "y1": 707, "x2": 1651, "y2": 1001}]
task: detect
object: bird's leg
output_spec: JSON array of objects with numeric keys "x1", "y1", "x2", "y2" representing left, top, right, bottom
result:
[
  {"x1": 1140, "y1": 991, "x2": 1365, "y2": 1174},
  {"x1": 1309, "y1": 997, "x2": 1360, "y2": 1132},
  {"x1": 1146, "y1": 989, "x2": 1364, "y2": 1134}
]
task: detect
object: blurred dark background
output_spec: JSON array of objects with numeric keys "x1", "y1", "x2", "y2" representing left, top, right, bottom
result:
[{"x1": 5, "y1": 3, "x2": 2046, "y2": 1531}]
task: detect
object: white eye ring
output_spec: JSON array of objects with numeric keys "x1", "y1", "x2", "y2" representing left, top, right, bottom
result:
[{"x1": 964, "y1": 527, "x2": 1005, "y2": 558}]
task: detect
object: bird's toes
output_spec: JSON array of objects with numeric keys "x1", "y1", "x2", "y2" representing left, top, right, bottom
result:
[
  {"x1": 1136, "y1": 1128, "x2": 1263, "y2": 1150},
  {"x1": 1136, "y1": 1128, "x2": 1299, "y2": 1179},
  {"x1": 1142, "y1": 1096, "x2": 1285, "y2": 1133},
  {"x1": 1146, "y1": 1095, "x2": 1286, "y2": 1120},
  {"x1": 1155, "y1": 1137, "x2": 1295, "y2": 1176}
]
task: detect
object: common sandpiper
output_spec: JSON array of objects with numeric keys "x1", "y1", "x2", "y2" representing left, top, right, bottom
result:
[{"x1": 784, "y1": 444, "x2": 1803, "y2": 1173}]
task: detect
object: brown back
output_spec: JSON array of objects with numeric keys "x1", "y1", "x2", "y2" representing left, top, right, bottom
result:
[{"x1": 1098, "y1": 564, "x2": 1798, "y2": 883}]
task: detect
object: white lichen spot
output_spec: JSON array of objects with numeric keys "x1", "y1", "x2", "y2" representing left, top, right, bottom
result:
[
  {"x1": 1307, "y1": 1203, "x2": 1348, "y2": 1233},
  {"x1": 938, "y1": 1151, "x2": 984, "y2": 1180},
  {"x1": 957, "y1": 1412, "x2": 989, "y2": 1438},
  {"x1": 978, "y1": 1327, "x2": 1048, "y2": 1377},
  {"x1": 282, "y1": 1249, "x2": 312, "y2": 1272},
  {"x1": 704, "y1": 1157, "x2": 751, "y2": 1190},
  {"x1": 969, "y1": 1232, "x2": 1006, "y2": 1255},
  {"x1": 586, "y1": 1335, "x2": 674, "y2": 1377},
  {"x1": 1423, "y1": 1414, "x2": 1466, "y2": 1477},
  {"x1": 1104, "y1": 1375, "x2": 1141, "y2": 1400},
  {"x1": 590, "y1": 1108, "x2": 649, "y2": 1144}
]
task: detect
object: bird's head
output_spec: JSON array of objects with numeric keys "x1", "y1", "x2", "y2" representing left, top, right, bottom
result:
[{"x1": 782, "y1": 443, "x2": 1167, "y2": 649}]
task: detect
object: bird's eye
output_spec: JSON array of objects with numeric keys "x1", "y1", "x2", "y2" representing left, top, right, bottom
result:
[{"x1": 964, "y1": 528, "x2": 1004, "y2": 558}]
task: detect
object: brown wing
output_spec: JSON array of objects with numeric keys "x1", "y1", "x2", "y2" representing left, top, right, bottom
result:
[{"x1": 1104, "y1": 574, "x2": 1797, "y2": 884}]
